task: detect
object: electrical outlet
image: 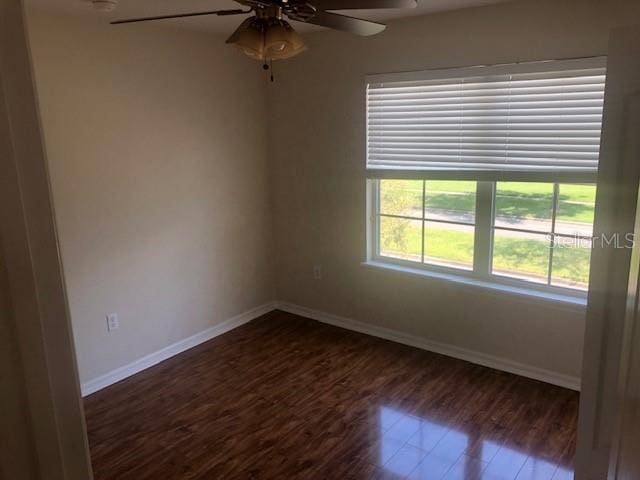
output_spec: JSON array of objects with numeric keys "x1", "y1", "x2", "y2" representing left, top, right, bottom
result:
[
  {"x1": 106, "y1": 313, "x2": 119, "y2": 332},
  {"x1": 313, "y1": 265, "x2": 323, "y2": 280}
]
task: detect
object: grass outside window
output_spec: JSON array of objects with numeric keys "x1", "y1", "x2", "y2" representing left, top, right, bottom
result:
[{"x1": 375, "y1": 179, "x2": 595, "y2": 292}]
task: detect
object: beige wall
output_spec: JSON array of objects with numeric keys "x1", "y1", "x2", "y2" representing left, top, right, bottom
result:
[
  {"x1": 269, "y1": 0, "x2": 640, "y2": 381},
  {"x1": 26, "y1": 12, "x2": 274, "y2": 384}
]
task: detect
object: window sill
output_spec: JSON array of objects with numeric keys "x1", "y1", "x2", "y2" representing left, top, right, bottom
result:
[{"x1": 361, "y1": 260, "x2": 588, "y2": 310}]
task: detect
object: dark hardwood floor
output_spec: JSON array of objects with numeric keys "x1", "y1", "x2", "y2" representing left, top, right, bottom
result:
[{"x1": 84, "y1": 310, "x2": 579, "y2": 480}]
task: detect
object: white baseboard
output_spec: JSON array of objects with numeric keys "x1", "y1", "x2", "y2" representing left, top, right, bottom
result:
[
  {"x1": 81, "y1": 302, "x2": 277, "y2": 397},
  {"x1": 82, "y1": 300, "x2": 580, "y2": 396},
  {"x1": 275, "y1": 301, "x2": 581, "y2": 391}
]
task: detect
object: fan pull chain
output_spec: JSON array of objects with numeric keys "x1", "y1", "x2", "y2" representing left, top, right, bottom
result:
[{"x1": 262, "y1": 61, "x2": 275, "y2": 83}]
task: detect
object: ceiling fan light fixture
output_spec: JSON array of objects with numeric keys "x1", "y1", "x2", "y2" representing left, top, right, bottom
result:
[
  {"x1": 230, "y1": 21, "x2": 266, "y2": 60},
  {"x1": 227, "y1": 16, "x2": 306, "y2": 62},
  {"x1": 264, "y1": 21, "x2": 306, "y2": 60},
  {"x1": 264, "y1": 24, "x2": 289, "y2": 54},
  {"x1": 91, "y1": 0, "x2": 118, "y2": 12}
]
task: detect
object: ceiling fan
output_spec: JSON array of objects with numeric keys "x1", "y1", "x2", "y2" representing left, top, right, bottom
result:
[{"x1": 111, "y1": 0, "x2": 417, "y2": 63}]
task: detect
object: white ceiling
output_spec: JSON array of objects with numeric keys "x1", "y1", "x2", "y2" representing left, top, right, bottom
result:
[{"x1": 27, "y1": 0, "x2": 512, "y2": 34}]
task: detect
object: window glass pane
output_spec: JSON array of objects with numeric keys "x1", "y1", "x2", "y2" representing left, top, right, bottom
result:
[
  {"x1": 495, "y1": 182, "x2": 553, "y2": 233},
  {"x1": 555, "y1": 184, "x2": 596, "y2": 237},
  {"x1": 424, "y1": 221, "x2": 474, "y2": 270},
  {"x1": 425, "y1": 181, "x2": 476, "y2": 224},
  {"x1": 551, "y1": 236, "x2": 592, "y2": 290},
  {"x1": 380, "y1": 180, "x2": 423, "y2": 218},
  {"x1": 492, "y1": 230, "x2": 551, "y2": 284},
  {"x1": 379, "y1": 216, "x2": 422, "y2": 262}
]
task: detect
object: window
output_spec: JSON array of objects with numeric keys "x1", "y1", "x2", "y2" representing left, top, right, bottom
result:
[
  {"x1": 373, "y1": 179, "x2": 595, "y2": 291},
  {"x1": 378, "y1": 180, "x2": 476, "y2": 269},
  {"x1": 367, "y1": 58, "x2": 606, "y2": 295}
]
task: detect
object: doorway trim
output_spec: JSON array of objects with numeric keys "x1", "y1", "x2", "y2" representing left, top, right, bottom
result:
[
  {"x1": 576, "y1": 25, "x2": 640, "y2": 480},
  {"x1": 0, "y1": 1, "x2": 93, "y2": 478}
]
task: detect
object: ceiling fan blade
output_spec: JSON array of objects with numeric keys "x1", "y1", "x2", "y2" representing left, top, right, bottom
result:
[
  {"x1": 111, "y1": 9, "x2": 250, "y2": 25},
  {"x1": 303, "y1": 11, "x2": 386, "y2": 36},
  {"x1": 313, "y1": 0, "x2": 416, "y2": 10}
]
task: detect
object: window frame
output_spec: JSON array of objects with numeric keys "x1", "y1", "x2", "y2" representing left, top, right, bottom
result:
[
  {"x1": 364, "y1": 58, "x2": 606, "y2": 301},
  {"x1": 367, "y1": 178, "x2": 594, "y2": 299}
]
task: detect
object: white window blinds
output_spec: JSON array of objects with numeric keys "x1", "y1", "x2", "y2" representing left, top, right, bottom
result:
[{"x1": 366, "y1": 58, "x2": 607, "y2": 179}]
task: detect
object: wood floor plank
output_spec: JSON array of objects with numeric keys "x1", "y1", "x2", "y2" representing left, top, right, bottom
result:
[{"x1": 84, "y1": 310, "x2": 578, "y2": 480}]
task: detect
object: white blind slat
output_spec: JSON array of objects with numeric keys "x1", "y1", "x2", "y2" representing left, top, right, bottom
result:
[
  {"x1": 368, "y1": 85, "x2": 605, "y2": 100},
  {"x1": 366, "y1": 61, "x2": 606, "y2": 175},
  {"x1": 368, "y1": 93, "x2": 603, "y2": 104}
]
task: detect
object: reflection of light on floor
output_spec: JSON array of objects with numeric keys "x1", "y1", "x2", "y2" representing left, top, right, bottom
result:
[
  {"x1": 379, "y1": 406, "x2": 460, "y2": 478},
  {"x1": 378, "y1": 406, "x2": 574, "y2": 479}
]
